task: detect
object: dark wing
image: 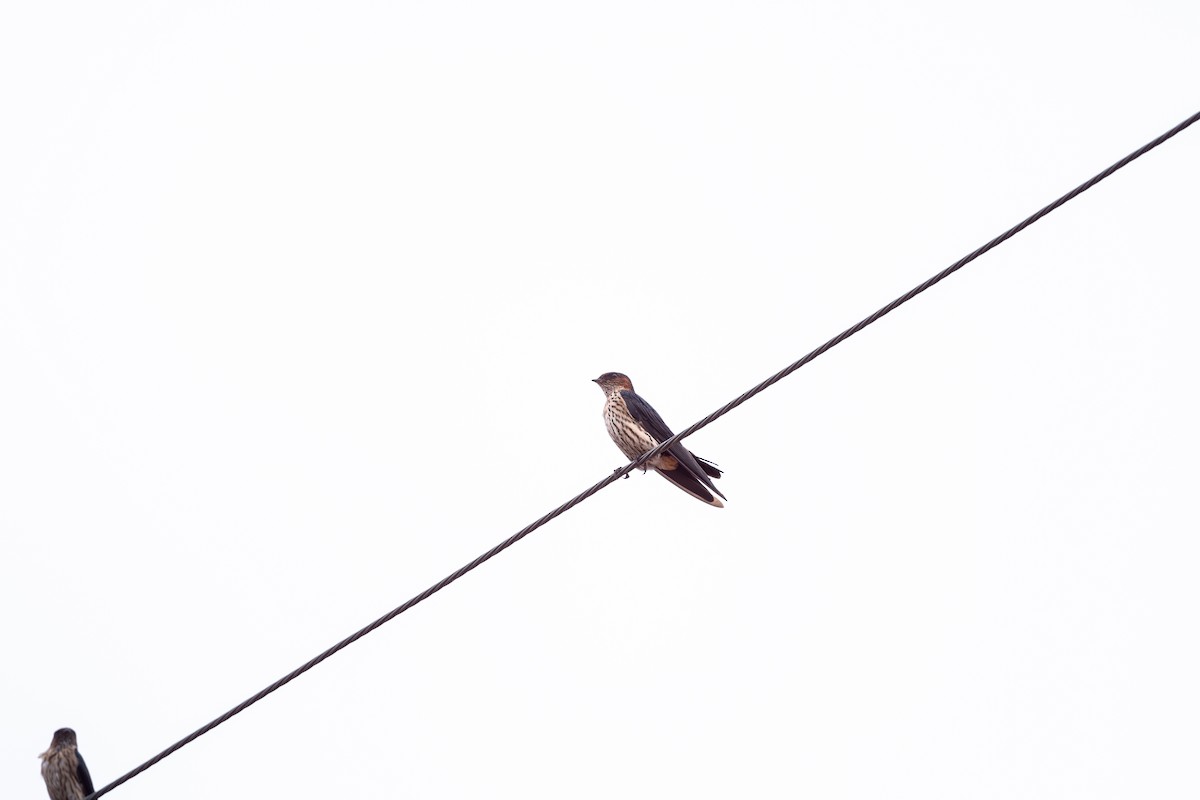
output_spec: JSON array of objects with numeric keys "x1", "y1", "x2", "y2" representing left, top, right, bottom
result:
[
  {"x1": 620, "y1": 390, "x2": 726, "y2": 502},
  {"x1": 76, "y1": 751, "x2": 94, "y2": 796},
  {"x1": 619, "y1": 389, "x2": 677, "y2": 442}
]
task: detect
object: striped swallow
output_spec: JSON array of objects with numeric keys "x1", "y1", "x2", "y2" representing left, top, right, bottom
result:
[
  {"x1": 39, "y1": 728, "x2": 94, "y2": 800},
  {"x1": 593, "y1": 372, "x2": 726, "y2": 507}
]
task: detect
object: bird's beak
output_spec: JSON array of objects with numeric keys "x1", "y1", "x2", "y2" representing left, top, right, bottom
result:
[{"x1": 592, "y1": 378, "x2": 599, "y2": 383}]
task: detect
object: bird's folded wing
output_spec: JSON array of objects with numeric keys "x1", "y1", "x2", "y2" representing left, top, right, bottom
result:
[
  {"x1": 620, "y1": 389, "x2": 725, "y2": 499},
  {"x1": 77, "y1": 752, "x2": 94, "y2": 795}
]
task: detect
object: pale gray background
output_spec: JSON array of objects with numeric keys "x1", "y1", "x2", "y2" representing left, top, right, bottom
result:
[{"x1": 3, "y1": 2, "x2": 1198, "y2": 798}]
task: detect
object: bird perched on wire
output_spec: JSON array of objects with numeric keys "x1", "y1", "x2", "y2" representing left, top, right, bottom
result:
[
  {"x1": 593, "y1": 372, "x2": 726, "y2": 507},
  {"x1": 39, "y1": 728, "x2": 94, "y2": 800}
]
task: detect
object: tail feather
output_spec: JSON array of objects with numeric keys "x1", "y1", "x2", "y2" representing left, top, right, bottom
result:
[
  {"x1": 674, "y1": 448, "x2": 725, "y2": 501},
  {"x1": 653, "y1": 467, "x2": 725, "y2": 508}
]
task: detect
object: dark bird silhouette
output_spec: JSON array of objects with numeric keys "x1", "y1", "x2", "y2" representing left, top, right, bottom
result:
[
  {"x1": 40, "y1": 728, "x2": 94, "y2": 800},
  {"x1": 593, "y1": 372, "x2": 726, "y2": 507}
]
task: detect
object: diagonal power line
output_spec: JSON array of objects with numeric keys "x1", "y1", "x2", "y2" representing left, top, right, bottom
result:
[{"x1": 86, "y1": 108, "x2": 1200, "y2": 799}]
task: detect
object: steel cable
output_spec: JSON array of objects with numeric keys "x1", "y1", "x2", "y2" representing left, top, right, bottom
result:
[{"x1": 86, "y1": 108, "x2": 1200, "y2": 799}]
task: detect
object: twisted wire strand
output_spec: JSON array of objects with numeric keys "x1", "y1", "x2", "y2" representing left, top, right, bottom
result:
[{"x1": 86, "y1": 108, "x2": 1200, "y2": 799}]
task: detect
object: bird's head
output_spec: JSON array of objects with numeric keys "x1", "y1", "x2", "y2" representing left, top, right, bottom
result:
[
  {"x1": 51, "y1": 729, "x2": 77, "y2": 748},
  {"x1": 40, "y1": 728, "x2": 77, "y2": 759},
  {"x1": 593, "y1": 372, "x2": 634, "y2": 393}
]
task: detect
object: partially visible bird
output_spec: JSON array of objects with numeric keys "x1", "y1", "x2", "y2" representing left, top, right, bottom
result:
[
  {"x1": 593, "y1": 372, "x2": 726, "y2": 507},
  {"x1": 39, "y1": 728, "x2": 94, "y2": 800}
]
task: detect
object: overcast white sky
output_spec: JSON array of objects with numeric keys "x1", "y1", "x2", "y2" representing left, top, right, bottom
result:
[{"x1": 4, "y1": 2, "x2": 1199, "y2": 798}]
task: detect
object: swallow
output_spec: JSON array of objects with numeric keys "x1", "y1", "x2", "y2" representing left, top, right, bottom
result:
[
  {"x1": 39, "y1": 728, "x2": 94, "y2": 800},
  {"x1": 593, "y1": 372, "x2": 726, "y2": 507}
]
